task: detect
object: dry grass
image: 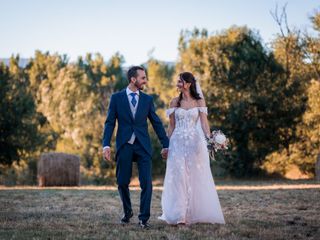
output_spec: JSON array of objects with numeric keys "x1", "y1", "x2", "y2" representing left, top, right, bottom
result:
[{"x1": 0, "y1": 181, "x2": 319, "y2": 240}]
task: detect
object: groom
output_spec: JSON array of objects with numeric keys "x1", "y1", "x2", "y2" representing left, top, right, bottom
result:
[{"x1": 102, "y1": 66, "x2": 169, "y2": 228}]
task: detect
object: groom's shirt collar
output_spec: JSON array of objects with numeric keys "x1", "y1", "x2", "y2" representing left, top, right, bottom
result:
[{"x1": 126, "y1": 87, "x2": 140, "y2": 96}]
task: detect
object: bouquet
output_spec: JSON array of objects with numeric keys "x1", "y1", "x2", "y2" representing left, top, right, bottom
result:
[{"x1": 205, "y1": 130, "x2": 229, "y2": 160}]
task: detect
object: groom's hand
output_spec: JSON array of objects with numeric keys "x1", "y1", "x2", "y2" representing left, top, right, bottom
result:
[
  {"x1": 103, "y1": 147, "x2": 111, "y2": 161},
  {"x1": 161, "y1": 148, "x2": 168, "y2": 160}
]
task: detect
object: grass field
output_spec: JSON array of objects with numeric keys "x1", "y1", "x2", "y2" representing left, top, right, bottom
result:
[{"x1": 0, "y1": 180, "x2": 319, "y2": 240}]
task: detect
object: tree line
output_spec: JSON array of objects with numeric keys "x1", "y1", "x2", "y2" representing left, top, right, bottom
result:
[{"x1": 1, "y1": 8, "x2": 319, "y2": 184}]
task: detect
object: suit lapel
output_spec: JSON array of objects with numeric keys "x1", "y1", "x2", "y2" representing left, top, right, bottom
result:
[
  {"x1": 121, "y1": 89, "x2": 134, "y2": 121},
  {"x1": 135, "y1": 91, "x2": 145, "y2": 121}
]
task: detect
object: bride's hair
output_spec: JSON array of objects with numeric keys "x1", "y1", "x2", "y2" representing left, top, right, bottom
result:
[{"x1": 177, "y1": 72, "x2": 202, "y2": 107}]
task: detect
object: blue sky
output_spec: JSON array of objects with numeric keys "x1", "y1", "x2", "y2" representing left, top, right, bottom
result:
[{"x1": 0, "y1": 0, "x2": 318, "y2": 65}]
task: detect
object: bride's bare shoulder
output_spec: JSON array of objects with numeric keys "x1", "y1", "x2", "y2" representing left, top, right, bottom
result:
[
  {"x1": 169, "y1": 97, "x2": 179, "y2": 108},
  {"x1": 196, "y1": 98, "x2": 206, "y2": 107}
]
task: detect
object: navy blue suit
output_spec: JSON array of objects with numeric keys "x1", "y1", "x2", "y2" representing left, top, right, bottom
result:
[{"x1": 102, "y1": 89, "x2": 169, "y2": 223}]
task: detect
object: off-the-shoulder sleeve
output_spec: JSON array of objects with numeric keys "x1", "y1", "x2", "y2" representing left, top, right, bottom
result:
[
  {"x1": 198, "y1": 107, "x2": 208, "y2": 115},
  {"x1": 166, "y1": 108, "x2": 176, "y2": 117}
]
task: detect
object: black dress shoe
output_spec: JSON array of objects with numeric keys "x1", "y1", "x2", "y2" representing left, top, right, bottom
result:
[
  {"x1": 120, "y1": 211, "x2": 133, "y2": 224},
  {"x1": 138, "y1": 220, "x2": 150, "y2": 229}
]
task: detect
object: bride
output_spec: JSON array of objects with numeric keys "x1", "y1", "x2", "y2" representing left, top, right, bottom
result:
[{"x1": 159, "y1": 72, "x2": 225, "y2": 225}]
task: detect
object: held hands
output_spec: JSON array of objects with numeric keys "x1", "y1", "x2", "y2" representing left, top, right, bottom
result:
[
  {"x1": 103, "y1": 147, "x2": 111, "y2": 162},
  {"x1": 161, "y1": 148, "x2": 169, "y2": 160}
]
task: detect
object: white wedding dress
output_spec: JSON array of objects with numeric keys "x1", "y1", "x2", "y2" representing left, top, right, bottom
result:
[{"x1": 159, "y1": 107, "x2": 225, "y2": 225}]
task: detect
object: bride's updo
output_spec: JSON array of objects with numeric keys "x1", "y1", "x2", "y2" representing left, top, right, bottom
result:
[{"x1": 177, "y1": 72, "x2": 202, "y2": 107}]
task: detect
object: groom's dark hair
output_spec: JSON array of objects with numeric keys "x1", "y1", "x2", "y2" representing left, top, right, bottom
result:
[{"x1": 127, "y1": 66, "x2": 145, "y2": 83}]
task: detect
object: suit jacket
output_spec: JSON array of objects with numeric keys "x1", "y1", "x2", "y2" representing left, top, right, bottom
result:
[{"x1": 102, "y1": 89, "x2": 169, "y2": 157}]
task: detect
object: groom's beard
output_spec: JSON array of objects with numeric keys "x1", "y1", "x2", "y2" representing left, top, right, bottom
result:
[{"x1": 135, "y1": 82, "x2": 145, "y2": 90}]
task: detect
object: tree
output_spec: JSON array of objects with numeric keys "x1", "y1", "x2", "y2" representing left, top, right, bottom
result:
[
  {"x1": 26, "y1": 52, "x2": 124, "y2": 183},
  {"x1": 176, "y1": 27, "x2": 306, "y2": 176},
  {"x1": 0, "y1": 56, "x2": 50, "y2": 166},
  {"x1": 262, "y1": 8, "x2": 320, "y2": 177}
]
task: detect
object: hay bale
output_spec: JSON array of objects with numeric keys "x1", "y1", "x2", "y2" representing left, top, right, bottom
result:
[
  {"x1": 316, "y1": 153, "x2": 320, "y2": 181},
  {"x1": 37, "y1": 152, "x2": 80, "y2": 186}
]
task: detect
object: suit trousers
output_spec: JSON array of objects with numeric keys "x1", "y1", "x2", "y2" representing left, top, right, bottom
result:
[{"x1": 116, "y1": 138, "x2": 152, "y2": 223}]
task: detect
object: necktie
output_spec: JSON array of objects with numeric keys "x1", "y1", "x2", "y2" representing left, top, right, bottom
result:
[{"x1": 130, "y1": 92, "x2": 137, "y2": 107}]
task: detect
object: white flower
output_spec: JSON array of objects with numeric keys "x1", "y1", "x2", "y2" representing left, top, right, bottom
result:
[{"x1": 214, "y1": 133, "x2": 227, "y2": 145}]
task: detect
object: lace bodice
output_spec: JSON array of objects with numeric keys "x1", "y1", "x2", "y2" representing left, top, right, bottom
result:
[{"x1": 166, "y1": 107, "x2": 207, "y2": 130}]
